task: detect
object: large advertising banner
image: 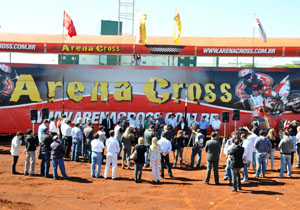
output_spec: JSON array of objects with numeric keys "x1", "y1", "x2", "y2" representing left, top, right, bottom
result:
[{"x1": 0, "y1": 63, "x2": 299, "y2": 134}]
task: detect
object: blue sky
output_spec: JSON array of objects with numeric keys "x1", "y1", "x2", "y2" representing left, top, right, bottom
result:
[{"x1": 0, "y1": 0, "x2": 299, "y2": 38}]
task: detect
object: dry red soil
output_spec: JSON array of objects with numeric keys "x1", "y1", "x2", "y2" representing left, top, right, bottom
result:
[{"x1": 1, "y1": 140, "x2": 300, "y2": 210}]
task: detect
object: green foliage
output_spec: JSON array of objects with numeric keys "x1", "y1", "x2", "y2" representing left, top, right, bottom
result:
[
  {"x1": 240, "y1": 64, "x2": 256, "y2": 68},
  {"x1": 272, "y1": 64, "x2": 300, "y2": 68}
]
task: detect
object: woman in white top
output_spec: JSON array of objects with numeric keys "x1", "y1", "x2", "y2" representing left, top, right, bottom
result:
[
  {"x1": 150, "y1": 137, "x2": 161, "y2": 183},
  {"x1": 10, "y1": 131, "x2": 24, "y2": 174}
]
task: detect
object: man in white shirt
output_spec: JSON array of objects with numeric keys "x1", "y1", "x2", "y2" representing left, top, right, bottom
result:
[
  {"x1": 49, "y1": 117, "x2": 58, "y2": 136},
  {"x1": 71, "y1": 123, "x2": 83, "y2": 162},
  {"x1": 61, "y1": 120, "x2": 72, "y2": 158},
  {"x1": 104, "y1": 130, "x2": 120, "y2": 180},
  {"x1": 158, "y1": 131, "x2": 173, "y2": 178},
  {"x1": 211, "y1": 115, "x2": 221, "y2": 133},
  {"x1": 91, "y1": 133, "x2": 105, "y2": 178},
  {"x1": 241, "y1": 133, "x2": 253, "y2": 182},
  {"x1": 129, "y1": 115, "x2": 137, "y2": 129},
  {"x1": 11, "y1": 131, "x2": 24, "y2": 174},
  {"x1": 114, "y1": 121, "x2": 123, "y2": 158},
  {"x1": 38, "y1": 120, "x2": 49, "y2": 143}
]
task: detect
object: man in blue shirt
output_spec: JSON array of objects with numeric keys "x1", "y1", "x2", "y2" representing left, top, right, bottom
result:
[{"x1": 198, "y1": 116, "x2": 209, "y2": 144}]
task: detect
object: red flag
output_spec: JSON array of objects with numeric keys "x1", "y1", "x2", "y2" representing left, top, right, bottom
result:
[{"x1": 63, "y1": 11, "x2": 77, "y2": 37}]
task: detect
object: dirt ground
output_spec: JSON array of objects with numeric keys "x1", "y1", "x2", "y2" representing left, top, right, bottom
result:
[{"x1": 1, "y1": 139, "x2": 300, "y2": 210}]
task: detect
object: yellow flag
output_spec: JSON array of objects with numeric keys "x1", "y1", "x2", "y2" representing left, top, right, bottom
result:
[
  {"x1": 174, "y1": 10, "x2": 181, "y2": 44},
  {"x1": 138, "y1": 14, "x2": 147, "y2": 45}
]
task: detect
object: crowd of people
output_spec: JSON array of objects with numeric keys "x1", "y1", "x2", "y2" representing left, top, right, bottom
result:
[{"x1": 9, "y1": 113, "x2": 300, "y2": 192}]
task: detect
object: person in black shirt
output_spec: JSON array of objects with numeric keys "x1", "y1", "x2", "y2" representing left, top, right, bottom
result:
[
  {"x1": 133, "y1": 137, "x2": 147, "y2": 183},
  {"x1": 40, "y1": 128, "x2": 53, "y2": 178},
  {"x1": 173, "y1": 130, "x2": 185, "y2": 168},
  {"x1": 24, "y1": 129, "x2": 39, "y2": 176}
]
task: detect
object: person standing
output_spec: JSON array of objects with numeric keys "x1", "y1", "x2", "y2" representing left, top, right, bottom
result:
[
  {"x1": 278, "y1": 117, "x2": 285, "y2": 140},
  {"x1": 136, "y1": 115, "x2": 145, "y2": 137},
  {"x1": 50, "y1": 135, "x2": 68, "y2": 180},
  {"x1": 104, "y1": 130, "x2": 120, "y2": 180},
  {"x1": 173, "y1": 130, "x2": 185, "y2": 168},
  {"x1": 133, "y1": 137, "x2": 147, "y2": 183},
  {"x1": 228, "y1": 138, "x2": 244, "y2": 192},
  {"x1": 155, "y1": 113, "x2": 166, "y2": 137},
  {"x1": 121, "y1": 127, "x2": 134, "y2": 169},
  {"x1": 241, "y1": 133, "x2": 253, "y2": 182},
  {"x1": 150, "y1": 137, "x2": 161, "y2": 183},
  {"x1": 190, "y1": 129, "x2": 204, "y2": 169},
  {"x1": 296, "y1": 126, "x2": 300, "y2": 168},
  {"x1": 211, "y1": 115, "x2": 221, "y2": 134},
  {"x1": 143, "y1": 125, "x2": 157, "y2": 167},
  {"x1": 203, "y1": 132, "x2": 221, "y2": 185},
  {"x1": 114, "y1": 121, "x2": 123, "y2": 158},
  {"x1": 40, "y1": 128, "x2": 53, "y2": 178},
  {"x1": 71, "y1": 123, "x2": 83, "y2": 162},
  {"x1": 91, "y1": 133, "x2": 105, "y2": 178},
  {"x1": 278, "y1": 131, "x2": 293, "y2": 178},
  {"x1": 83, "y1": 122, "x2": 94, "y2": 163},
  {"x1": 144, "y1": 115, "x2": 153, "y2": 130},
  {"x1": 10, "y1": 131, "x2": 24, "y2": 174},
  {"x1": 198, "y1": 116, "x2": 209, "y2": 144},
  {"x1": 254, "y1": 130, "x2": 272, "y2": 178},
  {"x1": 265, "y1": 128, "x2": 280, "y2": 171},
  {"x1": 38, "y1": 120, "x2": 49, "y2": 143},
  {"x1": 166, "y1": 113, "x2": 177, "y2": 140},
  {"x1": 158, "y1": 131, "x2": 173, "y2": 178},
  {"x1": 223, "y1": 132, "x2": 237, "y2": 183},
  {"x1": 49, "y1": 117, "x2": 58, "y2": 137},
  {"x1": 24, "y1": 129, "x2": 38, "y2": 176},
  {"x1": 244, "y1": 127, "x2": 259, "y2": 170},
  {"x1": 102, "y1": 113, "x2": 114, "y2": 138},
  {"x1": 61, "y1": 120, "x2": 72, "y2": 158}
]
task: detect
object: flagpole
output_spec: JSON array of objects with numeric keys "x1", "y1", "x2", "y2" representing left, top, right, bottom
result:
[
  {"x1": 252, "y1": 13, "x2": 255, "y2": 68},
  {"x1": 62, "y1": 11, "x2": 65, "y2": 114}
]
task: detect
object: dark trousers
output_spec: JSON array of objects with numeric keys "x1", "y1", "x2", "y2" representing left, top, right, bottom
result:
[
  {"x1": 160, "y1": 154, "x2": 172, "y2": 177},
  {"x1": 205, "y1": 160, "x2": 219, "y2": 184},
  {"x1": 231, "y1": 168, "x2": 242, "y2": 190},
  {"x1": 64, "y1": 136, "x2": 72, "y2": 158},
  {"x1": 12, "y1": 156, "x2": 19, "y2": 173},
  {"x1": 291, "y1": 151, "x2": 295, "y2": 165},
  {"x1": 200, "y1": 129, "x2": 207, "y2": 145}
]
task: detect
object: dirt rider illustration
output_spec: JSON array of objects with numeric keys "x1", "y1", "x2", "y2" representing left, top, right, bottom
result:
[{"x1": 0, "y1": 64, "x2": 16, "y2": 99}]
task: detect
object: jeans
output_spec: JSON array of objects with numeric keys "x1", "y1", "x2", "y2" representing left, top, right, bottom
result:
[
  {"x1": 252, "y1": 152, "x2": 256, "y2": 169},
  {"x1": 255, "y1": 153, "x2": 268, "y2": 176},
  {"x1": 82, "y1": 139, "x2": 87, "y2": 158},
  {"x1": 134, "y1": 163, "x2": 143, "y2": 181},
  {"x1": 91, "y1": 151, "x2": 103, "y2": 177},
  {"x1": 205, "y1": 160, "x2": 219, "y2": 184},
  {"x1": 279, "y1": 154, "x2": 292, "y2": 177},
  {"x1": 41, "y1": 151, "x2": 51, "y2": 177},
  {"x1": 24, "y1": 151, "x2": 36, "y2": 175},
  {"x1": 160, "y1": 154, "x2": 172, "y2": 177},
  {"x1": 231, "y1": 168, "x2": 242, "y2": 190},
  {"x1": 190, "y1": 150, "x2": 202, "y2": 167},
  {"x1": 12, "y1": 156, "x2": 19, "y2": 173},
  {"x1": 144, "y1": 147, "x2": 149, "y2": 167},
  {"x1": 122, "y1": 146, "x2": 131, "y2": 164},
  {"x1": 242, "y1": 161, "x2": 250, "y2": 181},
  {"x1": 174, "y1": 148, "x2": 184, "y2": 166},
  {"x1": 151, "y1": 159, "x2": 160, "y2": 181},
  {"x1": 224, "y1": 158, "x2": 232, "y2": 182},
  {"x1": 71, "y1": 139, "x2": 81, "y2": 161},
  {"x1": 52, "y1": 158, "x2": 67, "y2": 179},
  {"x1": 297, "y1": 145, "x2": 300, "y2": 167},
  {"x1": 86, "y1": 144, "x2": 92, "y2": 163},
  {"x1": 104, "y1": 154, "x2": 118, "y2": 179},
  {"x1": 265, "y1": 148, "x2": 275, "y2": 170},
  {"x1": 291, "y1": 151, "x2": 295, "y2": 166}
]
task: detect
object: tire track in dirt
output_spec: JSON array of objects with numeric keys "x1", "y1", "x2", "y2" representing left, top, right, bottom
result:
[{"x1": 209, "y1": 193, "x2": 238, "y2": 210}]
